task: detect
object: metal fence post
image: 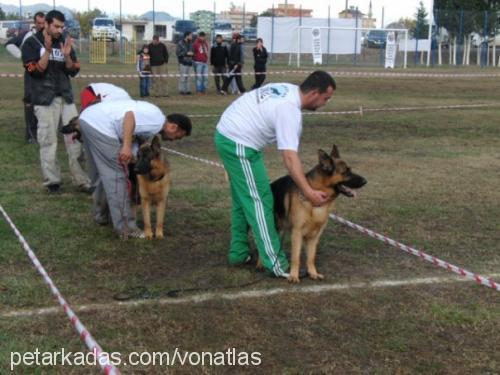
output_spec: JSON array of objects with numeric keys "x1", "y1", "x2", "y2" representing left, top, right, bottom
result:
[
  {"x1": 326, "y1": 5, "x2": 331, "y2": 66},
  {"x1": 458, "y1": 9, "x2": 464, "y2": 65},
  {"x1": 270, "y1": 4, "x2": 275, "y2": 62},
  {"x1": 482, "y1": 10, "x2": 488, "y2": 67},
  {"x1": 354, "y1": 7, "x2": 358, "y2": 66}
]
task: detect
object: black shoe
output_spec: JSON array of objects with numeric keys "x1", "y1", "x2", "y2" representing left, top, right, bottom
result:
[
  {"x1": 78, "y1": 184, "x2": 95, "y2": 194},
  {"x1": 185, "y1": 91, "x2": 192, "y2": 95},
  {"x1": 47, "y1": 184, "x2": 61, "y2": 194}
]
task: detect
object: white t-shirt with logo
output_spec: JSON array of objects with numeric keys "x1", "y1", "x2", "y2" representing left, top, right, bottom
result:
[
  {"x1": 89, "y1": 83, "x2": 131, "y2": 101},
  {"x1": 79, "y1": 100, "x2": 165, "y2": 141},
  {"x1": 216, "y1": 83, "x2": 302, "y2": 151}
]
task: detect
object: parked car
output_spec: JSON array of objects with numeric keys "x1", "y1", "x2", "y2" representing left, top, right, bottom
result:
[
  {"x1": 362, "y1": 30, "x2": 388, "y2": 48},
  {"x1": 172, "y1": 20, "x2": 198, "y2": 44},
  {"x1": 213, "y1": 21, "x2": 233, "y2": 41},
  {"x1": 64, "y1": 19, "x2": 80, "y2": 39},
  {"x1": 241, "y1": 27, "x2": 257, "y2": 41},
  {"x1": 92, "y1": 17, "x2": 119, "y2": 41},
  {"x1": 6, "y1": 21, "x2": 32, "y2": 38}
]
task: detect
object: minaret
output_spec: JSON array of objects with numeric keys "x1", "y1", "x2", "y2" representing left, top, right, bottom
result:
[{"x1": 368, "y1": 0, "x2": 373, "y2": 18}]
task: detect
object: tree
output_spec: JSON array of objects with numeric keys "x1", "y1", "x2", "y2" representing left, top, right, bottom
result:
[
  {"x1": 74, "y1": 8, "x2": 105, "y2": 37},
  {"x1": 413, "y1": 1, "x2": 429, "y2": 39},
  {"x1": 0, "y1": 7, "x2": 5, "y2": 20},
  {"x1": 251, "y1": 10, "x2": 277, "y2": 27},
  {"x1": 398, "y1": 17, "x2": 416, "y2": 34}
]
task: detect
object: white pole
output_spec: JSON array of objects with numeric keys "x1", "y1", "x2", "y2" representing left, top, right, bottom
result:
[
  {"x1": 297, "y1": 27, "x2": 301, "y2": 67},
  {"x1": 426, "y1": 0, "x2": 434, "y2": 66},
  {"x1": 404, "y1": 29, "x2": 408, "y2": 68}
]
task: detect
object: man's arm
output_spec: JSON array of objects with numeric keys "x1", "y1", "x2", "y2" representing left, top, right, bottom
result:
[
  {"x1": 281, "y1": 150, "x2": 328, "y2": 206},
  {"x1": 119, "y1": 111, "x2": 136, "y2": 164}
]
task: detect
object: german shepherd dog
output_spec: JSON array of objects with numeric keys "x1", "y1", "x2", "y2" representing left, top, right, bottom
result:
[
  {"x1": 134, "y1": 135, "x2": 171, "y2": 240},
  {"x1": 271, "y1": 145, "x2": 367, "y2": 283}
]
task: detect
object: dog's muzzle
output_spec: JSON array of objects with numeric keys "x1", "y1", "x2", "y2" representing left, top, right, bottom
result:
[{"x1": 335, "y1": 174, "x2": 367, "y2": 197}]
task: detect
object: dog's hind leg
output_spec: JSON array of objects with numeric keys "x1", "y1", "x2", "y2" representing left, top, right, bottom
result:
[
  {"x1": 305, "y1": 229, "x2": 325, "y2": 281},
  {"x1": 142, "y1": 199, "x2": 153, "y2": 240},
  {"x1": 288, "y1": 228, "x2": 303, "y2": 283},
  {"x1": 155, "y1": 199, "x2": 167, "y2": 240}
]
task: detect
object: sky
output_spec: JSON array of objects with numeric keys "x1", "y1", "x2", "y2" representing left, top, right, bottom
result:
[{"x1": 2, "y1": 0, "x2": 434, "y2": 27}]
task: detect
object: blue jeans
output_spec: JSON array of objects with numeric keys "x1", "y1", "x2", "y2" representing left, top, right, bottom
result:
[
  {"x1": 193, "y1": 61, "x2": 208, "y2": 93},
  {"x1": 140, "y1": 76, "x2": 150, "y2": 97}
]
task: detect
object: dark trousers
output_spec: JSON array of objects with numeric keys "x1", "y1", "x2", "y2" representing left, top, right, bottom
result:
[
  {"x1": 222, "y1": 65, "x2": 246, "y2": 93},
  {"x1": 24, "y1": 102, "x2": 38, "y2": 141},
  {"x1": 212, "y1": 65, "x2": 227, "y2": 91},
  {"x1": 140, "y1": 76, "x2": 151, "y2": 97},
  {"x1": 252, "y1": 66, "x2": 267, "y2": 90}
]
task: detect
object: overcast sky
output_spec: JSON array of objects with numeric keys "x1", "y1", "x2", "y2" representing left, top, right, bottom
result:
[{"x1": 3, "y1": 0, "x2": 433, "y2": 27}]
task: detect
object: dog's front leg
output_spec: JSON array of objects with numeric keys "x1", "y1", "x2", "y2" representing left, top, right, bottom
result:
[
  {"x1": 142, "y1": 199, "x2": 153, "y2": 240},
  {"x1": 305, "y1": 232, "x2": 324, "y2": 281},
  {"x1": 155, "y1": 199, "x2": 167, "y2": 239},
  {"x1": 288, "y1": 228, "x2": 303, "y2": 283}
]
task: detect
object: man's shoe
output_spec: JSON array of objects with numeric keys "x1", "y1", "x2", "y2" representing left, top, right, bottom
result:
[
  {"x1": 47, "y1": 184, "x2": 61, "y2": 194},
  {"x1": 78, "y1": 184, "x2": 95, "y2": 194},
  {"x1": 219, "y1": 90, "x2": 227, "y2": 96},
  {"x1": 27, "y1": 137, "x2": 37, "y2": 144}
]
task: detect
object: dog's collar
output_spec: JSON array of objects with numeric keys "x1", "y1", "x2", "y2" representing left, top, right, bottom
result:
[{"x1": 149, "y1": 173, "x2": 165, "y2": 182}]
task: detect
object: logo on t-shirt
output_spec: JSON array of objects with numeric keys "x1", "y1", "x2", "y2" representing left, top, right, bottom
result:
[{"x1": 257, "y1": 84, "x2": 289, "y2": 103}]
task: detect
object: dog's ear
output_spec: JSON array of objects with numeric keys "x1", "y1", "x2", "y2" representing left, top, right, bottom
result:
[
  {"x1": 151, "y1": 134, "x2": 162, "y2": 155},
  {"x1": 331, "y1": 144, "x2": 340, "y2": 159},
  {"x1": 135, "y1": 135, "x2": 148, "y2": 146},
  {"x1": 318, "y1": 149, "x2": 335, "y2": 173}
]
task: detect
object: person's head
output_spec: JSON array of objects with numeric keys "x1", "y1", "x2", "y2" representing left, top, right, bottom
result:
[
  {"x1": 238, "y1": 35, "x2": 245, "y2": 44},
  {"x1": 299, "y1": 71, "x2": 336, "y2": 111},
  {"x1": 45, "y1": 10, "x2": 65, "y2": 39},
  {"x1": 152, "y1": 35, "x2": 160, "y2": 44},
  {"x1": 33, "y1": 12, "x2": 45, "y2": 32},
  {"x1": 184, "y1": 31, "x2": 192, "y2": 42},
  {"x1": 256, "y1": 38, "x2": 263, "y2": 48},
  {"x1": 232, "y1": 32, "x2": 239, "y2": 41},
  {"x1": 215, "y1": 34, "x2": 223, "y2": 44},
  {"x1": 161, "y1": 113, "x2": 192, "y2": 141},
  {"x1": 141, "y1": 44, "x2": 149, "y2": 54},
  {"x1": 198, "y1": 31, "x2": 206, "y2": 41}
]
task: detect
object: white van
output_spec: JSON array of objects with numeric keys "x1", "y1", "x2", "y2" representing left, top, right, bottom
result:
[
  {"x1": 92, "y1": 17, "x2": 118, "y2": 41},
  {"x1": 213, "y1": 21, "x2": 233, "y2": 41}
]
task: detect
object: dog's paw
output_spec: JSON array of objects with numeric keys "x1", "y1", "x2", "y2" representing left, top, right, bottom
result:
[
  {"x1": 145, "y1": 231, "x2": 154, "y2": 240},
  {"x1": 156, "y1": 232, "x2": 164, "y2": 240},
  {"x1": 308, "y1": 272, "x2": 324, "y2": 281},
  {"x1": 287, "y1": 273, "x2": 301, "y2": 283}
]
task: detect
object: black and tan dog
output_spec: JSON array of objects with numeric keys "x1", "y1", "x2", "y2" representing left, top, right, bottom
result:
[
  {"x1": 134, "y1": 135, "x2": 171, "y2": 240},
  {"x1": 271, "y1": 145, "x2": 367, "y2": 283}
]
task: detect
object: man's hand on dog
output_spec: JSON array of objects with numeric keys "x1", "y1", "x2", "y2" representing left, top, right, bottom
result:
[
  {"x1": 305, "y1": 189, "x2": 329, "y2": 206},
  {"x1": 119, "y1": 145, "x2": 133, "y2": 164}
]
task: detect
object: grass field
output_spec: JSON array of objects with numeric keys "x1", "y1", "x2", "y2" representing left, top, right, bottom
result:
[{"x1": 0, "y1": 45, "x2": 499, "y2": 374}]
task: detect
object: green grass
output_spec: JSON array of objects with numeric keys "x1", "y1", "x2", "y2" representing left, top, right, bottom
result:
[{"x1": 0, "y1": 43, "x2": 499, "y2": 373}]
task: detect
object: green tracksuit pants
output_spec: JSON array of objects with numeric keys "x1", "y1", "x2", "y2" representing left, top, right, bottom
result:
[{"x1": 215, "y1": 131, "x2": 289, "y2": 277}]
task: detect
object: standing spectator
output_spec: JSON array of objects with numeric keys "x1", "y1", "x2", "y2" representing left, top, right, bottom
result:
[
  {"x1": 5, "y1": 11, "x2": 45, "y2": 144},
  {"x1": 148, "y1": 35, "x2": 169, "y2": 97},
  {"x1": 251, "y1": 38, "x2": 268, "y2": 90},
  {"x1": 192, "y1": 31, "x2": 210, "y2": 95},
  {"x1": 137, "y1": 45, "x2": 152, "y2": 98},
  {"x1": 210, "y1": 34, "x2": 228, "y2": 93},
  {"x1": 176, "y1": 31, "x2": 194, "y2": 95},
  {"x1": 221, "y1": 34, "x2": 246, "y2": 95},
  {"x1": 22, "y1": 10, "x2": 90, "y2": 194}
]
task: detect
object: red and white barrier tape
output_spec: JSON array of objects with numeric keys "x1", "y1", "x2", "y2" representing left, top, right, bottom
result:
[
  {"x1": 329, "y1": 213, "x2": 500, "y2": 292},
  {"x1": 161, "y1": 148, "x2": 500, "y2": 293},
  {"x1": 185, "y1": 103, "x2": 498, "y2": 119},
  {"x1": 3, "y1": 69, "x2": 500, "y2": 79},
  {"x1": 0, "y1": 204, "x2": 121, "y2": 375}
]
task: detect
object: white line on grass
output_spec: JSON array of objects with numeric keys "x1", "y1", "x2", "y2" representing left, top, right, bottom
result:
[{"x1": 3, "y1": 273, "x2": 499, "y2": 319}]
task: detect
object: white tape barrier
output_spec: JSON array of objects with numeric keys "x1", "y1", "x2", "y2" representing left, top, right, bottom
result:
[{"x1": 0, "y1": 204, "x2": 120, "y2": 375}]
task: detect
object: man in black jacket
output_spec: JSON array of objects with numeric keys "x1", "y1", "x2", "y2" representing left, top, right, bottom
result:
[
  {"x1": 220, "y1": 34, "x2": 246, "y2": 95},
  {"x1": 251, "y1": 38, "x2": 268, "y2": 89},
  {"x1": 22, "y1": 10, "x2": 90, "y2": 194},
  {"x1": 148, "y1": 35, "x2": 169, "y2": 97},
  {"x1": 210, "y1": 34, "x2": 228, "y2": 93}
]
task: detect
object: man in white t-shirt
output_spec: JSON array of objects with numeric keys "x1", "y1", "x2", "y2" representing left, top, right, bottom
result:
[
  {"x1": 215, "y1": 70, "x2": 336, "y2": 277},
  {"x1": 79, "y1": 100, "x2": 192, "y2": 238}
]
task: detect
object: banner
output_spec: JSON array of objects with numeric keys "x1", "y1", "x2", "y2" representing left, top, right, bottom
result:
[
  {"x1": 385, "y1": 31, "x2": 397, "y2": 68},
  {"x1": 311, "y1": 28, "x2": 322, "y2": 64}
]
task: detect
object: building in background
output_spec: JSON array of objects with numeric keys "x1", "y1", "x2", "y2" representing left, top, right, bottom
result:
[
  {"x1": 265, "y1": 3, "x2": 313, "y2": 17},
  {"x1": 120, "y1": 19, "x2": 174, "y2": 41},
  {"x1": 219, "y1": 4, "x2": 257, "y2": 32},
  {"x1": 190, "y1": 10, "x2": 215, "y2": 34},
  {"x1": 338, "y1": 2, "x2": 376, "y2": 29}
]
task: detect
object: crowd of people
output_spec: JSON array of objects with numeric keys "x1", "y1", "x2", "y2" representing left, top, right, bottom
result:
[{"x1": 136, "y1": 31, "x2": 268, "y2": 97}]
